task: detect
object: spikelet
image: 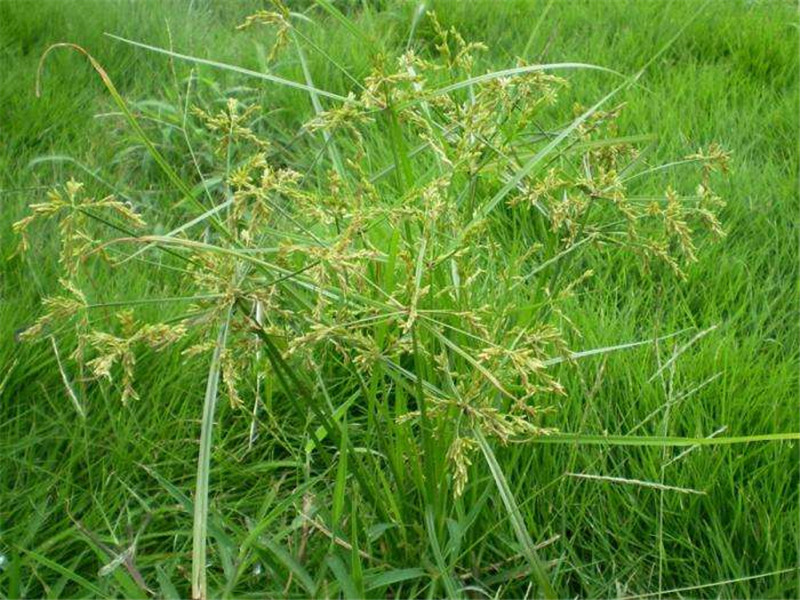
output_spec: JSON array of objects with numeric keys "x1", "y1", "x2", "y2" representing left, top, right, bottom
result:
[{"x1": 13, "y1": 179, "x2": 145, "y2": 274}]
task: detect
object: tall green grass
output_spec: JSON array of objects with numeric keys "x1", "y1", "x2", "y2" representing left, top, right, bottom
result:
[{"x1": 1, "y1": 1, "x2": 797, "y2": 598}]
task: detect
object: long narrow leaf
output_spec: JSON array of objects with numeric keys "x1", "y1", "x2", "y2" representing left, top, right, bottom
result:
[
  {"x1": 527, "y1": 432, "x2": 800, "y2": 447},
  {"x1": 192, "y1": 306, "x2": 233, "y2": 600},
  {"x1": 475, "y1": 429, "x2": 556, "y2": 599},
  {"x1": 106, "y1": 34, "x2": 348, "y2": 101}
]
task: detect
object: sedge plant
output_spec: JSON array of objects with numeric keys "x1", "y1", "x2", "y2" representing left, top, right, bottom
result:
[{"x1": 15, "y1": 6, "x2": 737, "y2": 598}]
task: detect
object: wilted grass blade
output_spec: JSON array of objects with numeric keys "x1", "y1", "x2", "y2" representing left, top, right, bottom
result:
[{"x1": 566, "y1": 473, "x2": 705, "y2": 495}]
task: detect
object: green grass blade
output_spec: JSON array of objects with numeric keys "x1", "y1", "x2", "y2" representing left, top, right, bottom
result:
[
  {"x1": 326, "y1": 554, "x2": 359, "y2": 600},
  {"x1": 365, "y1": 567, "x2": 427, "y2": 591},
  {"x1": 106, "y1": 34, "x2": 348, "y2": 101},
  {"x1": 424, "y1": 62, "x2": 624, "y2": 99},
  {"x1": 293, "y1": 35, "x2": 347, "y2": 178},
  {"x1": 20, "y1": 548, "x2": 106, "y2": 599},
  {"x1": 528, "y1": 432, "x2": 800, "y2": 447},
  {"x1": 333, "y1": 420, "x2": 349, "y2": 527},
  {"x1": 349, "y1": 503, "x2": 365, "y2": 598},
  {"x1": 312, "y1": 0, "x2": 374, "y2": 47},
  {"x1": 264, "y1": 539, "x2": 316, "y2": 595},
  {"x1": 475, "y1": 429, "x2": 556, "y2": 600},
  {"x1": 192, "y1": 306, "x2": 233, "y2": 600},
  {"x1": 425, "y1": 506, "x2": 461, "y2": 599}
]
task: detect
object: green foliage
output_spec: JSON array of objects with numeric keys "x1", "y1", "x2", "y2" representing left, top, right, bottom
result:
[{"x1": 0, "y1": 1, "x2": 797, "y2": 598}]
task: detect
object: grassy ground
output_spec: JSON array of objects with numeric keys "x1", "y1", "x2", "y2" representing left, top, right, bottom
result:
[{"x1": 1, "y1": 0, "x2": 798, "y2": 598}]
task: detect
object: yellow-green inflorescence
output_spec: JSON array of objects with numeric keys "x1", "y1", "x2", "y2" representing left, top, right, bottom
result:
[{"x1": 15, "y1": 8, "x2": 729, "y2": 498}]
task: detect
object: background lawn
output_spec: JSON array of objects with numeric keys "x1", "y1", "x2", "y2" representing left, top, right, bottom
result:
[{"x1": 0, "y1": 0, "x2": 798, "y2": 598}]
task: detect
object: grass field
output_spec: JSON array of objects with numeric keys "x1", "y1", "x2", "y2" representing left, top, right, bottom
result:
[{"x1": 1, "y1": 1, "x2": 798, "y2": 598}]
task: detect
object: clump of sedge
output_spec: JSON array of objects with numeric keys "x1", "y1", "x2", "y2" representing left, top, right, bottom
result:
[{"x1": 15, "y1": 9, "x2": 729, "y2": 499}]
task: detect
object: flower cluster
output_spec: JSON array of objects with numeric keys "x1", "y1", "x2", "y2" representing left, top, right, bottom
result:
[{"x1": 15, "y1": 10, "x2": 728, "y2": 498}]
